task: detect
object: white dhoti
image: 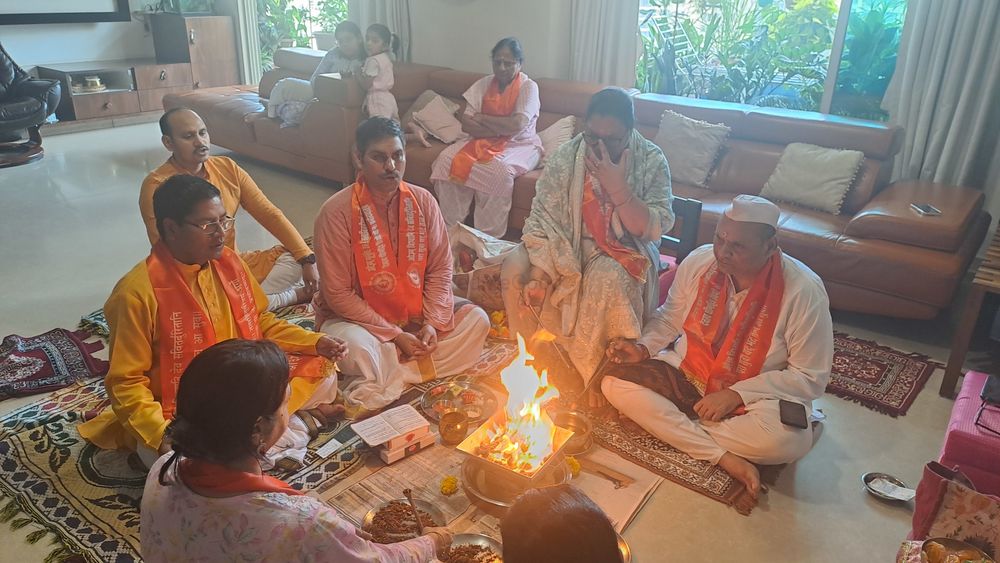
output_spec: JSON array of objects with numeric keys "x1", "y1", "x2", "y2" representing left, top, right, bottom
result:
[
  {"x1": 601, "y1": 375, "x2": 814, "y2": 465},
  {"x1": 320, "y1": 307, "x2": 490, "y2": 410}
]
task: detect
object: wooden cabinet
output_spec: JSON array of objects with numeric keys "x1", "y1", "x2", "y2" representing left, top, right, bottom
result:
[
  {"x1": 72, "y1": 91, "x2": 141, "y2": 119},
  {"x1": 150, "y1": 14, "x2": 239, "y2": 89}
]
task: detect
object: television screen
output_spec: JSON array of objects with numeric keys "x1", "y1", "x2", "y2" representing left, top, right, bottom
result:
[{"x1": 0, "y1": 0, "x2": 131, "y2": 25}]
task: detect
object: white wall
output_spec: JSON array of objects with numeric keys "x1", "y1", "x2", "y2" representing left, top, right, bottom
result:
[
  {"x1": 408, "y1": 0, "x2": 572, "y2": 80},
  {"x1": 2, "y1": 0, "x2": 154, "y2": 69}
]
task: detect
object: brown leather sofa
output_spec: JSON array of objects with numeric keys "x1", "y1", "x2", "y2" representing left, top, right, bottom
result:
[{"x1": 164, "y1": 48, "x2": 990, "y2": 320}]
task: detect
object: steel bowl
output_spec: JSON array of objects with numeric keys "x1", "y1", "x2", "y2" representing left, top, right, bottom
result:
[
  {"x1": 553, "y1": 410, "x2": 593, "y2": 456},
  {"x1": 921, "y1": 537, "x2": 995, "y2": 563},
  {"x1": 617, "y1": 532, "x2": 632, "y2": 563}
]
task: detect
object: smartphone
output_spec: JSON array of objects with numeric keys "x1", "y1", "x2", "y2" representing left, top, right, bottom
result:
[
  {"x1": 778, "y1": 399, "x2": 809, "y2": 430},
  {"x1": 910, "y1": 203, "x2": 942, "y2": 216}
]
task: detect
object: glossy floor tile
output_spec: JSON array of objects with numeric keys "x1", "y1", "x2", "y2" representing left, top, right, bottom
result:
[{"x1": 0, "y1": 123, "x2": 975, "y2": 562}]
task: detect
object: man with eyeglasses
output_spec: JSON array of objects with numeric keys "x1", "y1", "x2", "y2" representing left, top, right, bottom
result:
[
  {"x1": 430, "y1": 37, "x2": 542, "y2": 238},
  {"x1": 139, "y1": 107, "x2": 318, "y2": 311},
  {"x1": 80, "y1": 175, "x2": 348, "y2": 469},
  {"x1": 501, "y1": 87, "x2": 674, "y2": 394},
  {"x1": 312, "y1": 117, "x2": 490, "y2": 413}
]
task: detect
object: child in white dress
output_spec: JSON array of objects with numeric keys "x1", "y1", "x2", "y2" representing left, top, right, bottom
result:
[{"x1": 359, "y1": 24, "x2": 430, "y2": 147}]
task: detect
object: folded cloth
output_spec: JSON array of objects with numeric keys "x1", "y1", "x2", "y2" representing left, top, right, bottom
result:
[{"x1": 0, "y1": 328, "x2": 108, "y2": 399}]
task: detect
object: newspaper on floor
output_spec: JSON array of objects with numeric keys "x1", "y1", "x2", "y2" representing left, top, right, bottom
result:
[{"x1": 311, "y1": 441, "x2": 661, "y2": 537}]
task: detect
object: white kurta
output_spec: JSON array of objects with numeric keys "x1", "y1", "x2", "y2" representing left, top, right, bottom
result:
[
  {"x1": 431, "y1": 73, "x2": 542, "y2": 237},
  {"x1": 602, "y1": 245, "x2": 833, "y2": 465}
]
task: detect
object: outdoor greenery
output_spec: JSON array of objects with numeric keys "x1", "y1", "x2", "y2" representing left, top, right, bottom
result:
[
  {"x1": 256, "y1": 0, "x2": 348, "y2": 70},
  {"x1": 638, "y1": 0, "x2": 838, "y2": 111},
  {"x1": 831, "y1": 0, "x2": 904, "y2": 120},
  {"x1": 637, "y1": 0, "x2": 906, "y2": 119}
]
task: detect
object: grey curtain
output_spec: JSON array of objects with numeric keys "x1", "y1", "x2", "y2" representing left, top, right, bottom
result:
[
  {"x1": 348, "y1": 0, "x2": 412, "y2": 62},
  {"x1": 569, "y1": 0, "x2": 640, "y2": 87},
  {"x1": 882, "y1": 0, "x2": 1000, "y2": 190}
]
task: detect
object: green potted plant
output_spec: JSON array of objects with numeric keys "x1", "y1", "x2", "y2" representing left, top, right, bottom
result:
[{"x1": 313, "y1": 0, "x2": 348, "y2": 50}]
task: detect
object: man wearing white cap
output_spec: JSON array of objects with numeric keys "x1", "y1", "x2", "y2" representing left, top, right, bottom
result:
[{"x1": 601, "y1": 195, "x2": 833, "y2": 497}]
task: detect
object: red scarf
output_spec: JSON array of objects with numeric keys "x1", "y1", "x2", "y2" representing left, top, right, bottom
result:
[
  {"x1": 147, "y1": 242, "x2": 328, "y2": 419},
  {"x1": 180, "y1": 458, "x2": 302, "y2": 496},
  {"x1": 581, "y1": 174, "x2": 649, "y2": 282},
  {"x1": 351, "y1": 176, "x2": 427, "y2": 325},
  {"x1": 449, "y1": 73, "x2": 523, "y2": 184},
  {"x1": 680, "y1": 253, "x2": 785, "y2": 395}
]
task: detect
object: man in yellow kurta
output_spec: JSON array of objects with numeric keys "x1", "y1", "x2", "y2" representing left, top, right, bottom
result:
[
  {"x1": 80, "y1": 174, "x2": 347, "y2": 468},
  {"x1": 139, "y1": 107, "x2": 319, "y2": 310}
]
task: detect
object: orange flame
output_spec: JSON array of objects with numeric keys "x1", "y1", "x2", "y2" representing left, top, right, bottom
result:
[{"x1": 473, "y1": 334, "x2": 561, "y2": 475}]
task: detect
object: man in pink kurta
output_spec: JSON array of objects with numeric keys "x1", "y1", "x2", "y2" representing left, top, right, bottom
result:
[{"x1": 313, "y1": 117, "x2": 490, "y2": 410}]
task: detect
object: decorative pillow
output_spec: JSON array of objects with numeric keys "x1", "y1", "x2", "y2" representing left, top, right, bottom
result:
[
  {"x1": 411, "y1": 95, "x2": 465, "y2": 144},
  {"x1": 401, "y1": 89, "x2": 460, "y2": 127},
  {"x1": 760, "y1": 142, "x2": 864, "y2": 215},
  {"x1": 652, "y1": 109, "x2": 730, "y2": 187},
  {"x1": 537, "y1": 115, "x2": 576, "y2": 168}
]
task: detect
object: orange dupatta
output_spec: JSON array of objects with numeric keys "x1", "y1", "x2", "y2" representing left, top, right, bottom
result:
[
  {"x1": 147, "y1": 242, "x2": 329, "y2": 419},
  {"x1": 179, "y1": 458, "x2": 303, "y2": 496},
  {"x1": 581, "y1": 174, "x2": 649, "y2": 282},
  {"x1": 448, "y1": 73, "x2": 524, "y2": 184},
  {"x1": 351, "y1": 176, "x2": 428, "y2": 326},
  {"x1": 679, "y1": 252, "x2": 785, "y2": 396}
]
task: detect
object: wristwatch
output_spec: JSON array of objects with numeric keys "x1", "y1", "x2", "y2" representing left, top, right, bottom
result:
[{"x1": 297, "y1": 254, "x2": 317, "y2": 265}]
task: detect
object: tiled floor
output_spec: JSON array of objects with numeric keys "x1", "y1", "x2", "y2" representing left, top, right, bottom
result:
[{"x1": 0, "y1": 122, "x2": 984, "y2": 562}]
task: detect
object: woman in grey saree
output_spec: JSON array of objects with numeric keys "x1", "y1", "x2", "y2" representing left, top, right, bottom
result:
[{"x1": 501, "y1": 88, "x2": 673, "y2": 388}]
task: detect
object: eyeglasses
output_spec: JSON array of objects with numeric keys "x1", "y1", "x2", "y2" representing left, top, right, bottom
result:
[
  {"x1": 186, "y1": 216, "x2": 235, "y2": 234},
  {"x1": 491, "y1": 58, "x2": 519, "y2": 69},
  {"x1": 583, "y1": 131, "x2": 629, "y2": 148}
]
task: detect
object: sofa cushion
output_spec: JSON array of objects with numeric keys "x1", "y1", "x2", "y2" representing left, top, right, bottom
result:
[
  {"x1": 653, "y1": 109, "x2": 729, "y2": 188},
  {"x1": 412, "y1": 95, "x2": 465, "y2": 143},
  {"x1": 538, "y1": 115, "x2": 575, "y2": 167},
  {"x1": 402, "y1": 140, "x2": 448, "y2": 189},
  {"x1": 401, "y1": 89, "x2": 460, "y2": 127},
  {"x1": 706, "y1": 140, "x2": 779, "y2": 195},
  {"x1": 511, "y1": 169, "x2": 544, "y2": 212},
  {"x1": 761, "y1": 143, "x2": 864, "y2": 215}
]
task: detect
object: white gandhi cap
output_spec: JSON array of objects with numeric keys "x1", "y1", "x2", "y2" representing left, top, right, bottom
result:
[{"x1": 723, "y1": 195, "x2": 780, "y2": 228}]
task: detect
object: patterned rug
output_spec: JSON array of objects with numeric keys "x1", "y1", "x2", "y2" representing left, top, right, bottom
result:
[
  {"x1": 0, "y1": 307, "x2": 516, "y2": 563},
  {"x1": 828, "y1": 332, "x2": 941, "y2": 417},
  {"x1": 1, "y1": 329, "x2": 108, "y2": 400}
]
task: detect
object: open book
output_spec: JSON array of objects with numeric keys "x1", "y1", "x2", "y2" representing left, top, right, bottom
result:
[{"x1": 350, "y1": 404, "x2": 430, "y2": 447}]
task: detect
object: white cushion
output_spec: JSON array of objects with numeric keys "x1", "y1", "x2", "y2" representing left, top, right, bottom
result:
[
  {"x1": 411, "y1": 95, "x2": 465, "y2": 144},
  {"x1": 760, "y1": 142, "x2": 865, "y2": 215},
  {"x1": 537, "y1": 115, "x2": 576, "y2": 168},
  {"x1": 652, "y1": 109, "x2": 730, "y2": 188},
  {"x1": 401, "y1": 89, "x2": 460, "y2": 127}
]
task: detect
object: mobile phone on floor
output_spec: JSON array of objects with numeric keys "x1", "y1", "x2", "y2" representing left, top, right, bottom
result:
[
  {"x1": 910, "y1": 203, "x2": 942, "y2": 216},
  {"x1": 778, "y1": 399, "x2": 809, "y2": 429}
]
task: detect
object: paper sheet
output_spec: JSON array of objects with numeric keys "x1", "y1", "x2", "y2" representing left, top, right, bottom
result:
[{"x1": 870, "y1": 477, "x2": 916, "y2": 501}]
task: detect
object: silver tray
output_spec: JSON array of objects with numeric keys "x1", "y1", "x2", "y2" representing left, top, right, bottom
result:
[
  {"x1": 444, "y1": 533, "x2": 503, "y2": 561},
  {"x1": 617, "y1": 533, "x2": 632, "y2": 563},
  {"x1": 461, "y1": 457, "x2": 571, "y2": 509},
  {"x1": 861, "y1": 471, "x2": 912, "y2": 501},
  {"x1": 421, "y1": 380, "x2": 500, "y2": 424},
  {"x1": 361, "y1": 498, "x2": 446, "y2": 540}
]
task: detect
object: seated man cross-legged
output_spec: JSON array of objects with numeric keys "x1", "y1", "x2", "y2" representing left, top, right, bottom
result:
[
  {"x1": 140, "y1": 107, "x2": 319, "y2": 311},
  {"x1": 78, "y1": 175, "x2": 347, "y2": 469},
  {"x1": 601, "y1": 195, "x2": 833, "y2": 496},
  {"x1": 313, "y1": 117, "x2": 490, "y2": 412}
]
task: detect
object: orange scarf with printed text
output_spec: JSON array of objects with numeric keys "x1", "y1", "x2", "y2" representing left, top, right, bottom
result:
[
  {"x1": 147, "y1": 242, "x2": 328, "y2": 419},
  {"x1": 351, "y1": 177, "x2": 427, "y2": 325},
  {"x1": 449, "y1": 73, "x2": 523, "y2": 184},
  {"x1": 581, "y1": 174, "x2": 649, "y2": 282},
  {"x1": 679, "y1": 253, "x2": 785, "y2": 395}
]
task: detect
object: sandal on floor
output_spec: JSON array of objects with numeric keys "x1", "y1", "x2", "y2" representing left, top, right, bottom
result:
[{"x1": 297, "y1": 404, "x2": 346, "y2": 440}]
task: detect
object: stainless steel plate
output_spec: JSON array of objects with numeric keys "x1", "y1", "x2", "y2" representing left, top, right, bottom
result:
[
  {"x1": 361, "y1": 498, "x2": 446, "y2": 540},
  {"x1": 861, "y1": 471, "x2": 911, "y2": 501},
  {"x1": 421, "y1": 380, "x2": 500, "y2": 424},
  {"x1": 448, "y1": 533, "x2": 503, "y2": 561},
  {"x1": 617, "y1": 533, "x2": 632, "y2": 563},
  {"x1": 461, "y1": 457, "x2": 571, "y2": 509}
]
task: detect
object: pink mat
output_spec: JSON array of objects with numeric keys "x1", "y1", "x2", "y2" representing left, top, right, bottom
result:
[{"x1": 939, "y1": 371, "x2": 1000, "y2": 495}]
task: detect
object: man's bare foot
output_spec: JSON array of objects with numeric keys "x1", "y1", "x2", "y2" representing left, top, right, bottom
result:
[
  {"x1": 313, "y1": 402, "x2": 346, "y2": 424},
  {"x1": 294, "y1": 284, "x2": 313, "y2": 304},
  {"x1": 717, "y1": 452, "x2": 760, "y2": 498}
]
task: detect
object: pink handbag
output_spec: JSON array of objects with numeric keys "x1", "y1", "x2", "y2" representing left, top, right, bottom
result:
[{"x1": 910, "y1": 461, "x2": 1000, "y2": 558}]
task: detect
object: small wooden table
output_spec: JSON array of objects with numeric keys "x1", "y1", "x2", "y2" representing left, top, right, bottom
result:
[{"x1": 941, "y1": 226, "x2": 1000, "y2": 397}]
